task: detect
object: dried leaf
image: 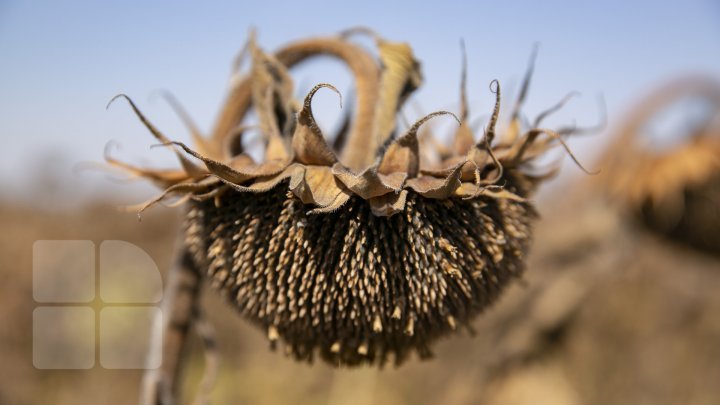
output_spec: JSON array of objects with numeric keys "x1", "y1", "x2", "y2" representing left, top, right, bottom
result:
[
  {"x1": 374, "y1": 39, "x2": 423, "y2": 146},
  {"x1": 289, "y1": 165, "x2": 345, "y2": 207},
  {"x1": 104, "y1": 143, "x2": 189, "y2": 187},
  {"x1": 406, "y1": 163, "x2": 464, "y2": 199},
  {"x1": 171, "y1": 141, "x2": 286, "y2": 184},
  {"x1": 292, "y1": 83, "x2": 341, "y2": 166},
  {"x1": 378, "y1": 111, "x2": 459, "y2": 177},
  {"x1": 532, "y1": 91, "x2": 580, "y2": 127},
  {"x1": 369, "y1": 189, "x2": 408, "y2": 217},
  {"x1": 452, "y1": 40, "x2": 475, "y2": 156},
  {"x1": 137, "y1": 179, "x2": 218, "y2": 218},
  {"x1": 154, "y1": 90, "x2": 218, "y2": 159},
  {"x1": 331, "y1": 163, "x2": 405, "y2": 199},
  {"x1": 455, "y1": 183, "x2": 527, "y2": 202},
  {"x1": 308, "y1": 189, "x2": 353, "y2": 214},
  {"x1": 503, "y1": 43, "x2": 538, "y2": 144},
  {"x1": 509, "y1": 128, "x2": 597, "y2": 175},
  {"x1": 453, "y1": 123, "x2": 476, "y2": 157},
  {"x1": 107, "y1": 94, "x2": 205, "y2": 178},
  {"x1": 249, "y1": 37, "x2": 294, "y2": 161}
]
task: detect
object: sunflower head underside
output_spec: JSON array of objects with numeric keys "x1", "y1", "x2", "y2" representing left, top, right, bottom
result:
[{"x1": 106, "y1": 29, "x2": 595, "y2": 365}]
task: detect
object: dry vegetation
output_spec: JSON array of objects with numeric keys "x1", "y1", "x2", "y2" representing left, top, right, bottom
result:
[
  {"x1": 2, "y1": 178, "x2": 720, "y2": 404},
  {"x1": 2, "y1": 30, "x2": 719, "y2": 404}
]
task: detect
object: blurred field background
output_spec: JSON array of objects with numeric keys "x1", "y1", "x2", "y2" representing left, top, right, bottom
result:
[{"x1": 1, "y1": 1, "x2": 720, "y2": 404}]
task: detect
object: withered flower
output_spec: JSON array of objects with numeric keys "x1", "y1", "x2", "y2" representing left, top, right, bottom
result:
[
  {"x1": 602, "y1": 76, "x2": 720, "y2": 254},
  {"x1": 108, "y1": 30, "x2": 588, "y2": 366}
]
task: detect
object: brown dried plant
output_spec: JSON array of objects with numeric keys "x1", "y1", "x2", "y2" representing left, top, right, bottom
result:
[
  {"x1": 601, "y1": 76, "x2": 720, "y2": 254},
  {"x1": 108, "y1": 29, "x2": 590, "y2": 367}
]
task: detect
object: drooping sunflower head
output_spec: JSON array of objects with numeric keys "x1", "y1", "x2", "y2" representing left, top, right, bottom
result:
[
  {"x1": 601, "y1": 76, "x2": 720, "y2": 254},
  {"x1": 108, "y1": 29, "x2": 591, "y2": 366}
]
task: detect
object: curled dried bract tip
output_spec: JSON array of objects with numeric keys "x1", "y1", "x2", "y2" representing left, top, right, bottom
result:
[
  {"x1": 108, "y1": 30, "x2": 590, "y2": 366},
  {"x1": 558, "y1": 93, "x2": 608, "y2": 136},
  {"x1": 407, "y1": 110, "x2": 461, "y2": 137},
  {"x1": 533, "y1": 91, "x2": 581, "y2": 127},
  {"x1": 512, "y1": 43, "x2": 540, "y2": 120},
  {"x1": 533, "y1": 128, "x2": 598, "y2": 175},
  {"x1": 152, "y1": 90, "x2": 203, "y2": 138},
  {"x1": 474, "y1": 137, "x2": 504, "y2": 189},
  {"x1": 378, "y1": 111, "x2": 460, "y2": 178},
  {"x1": 151, "y1": 89, "x2": 218, "y2": 158},
  {"x1": 292, "y1": 83, "x2": 342, "y2": 166},
  {"x1": 137, "y1": 181, "x2": 214, "y2": 220},
  {"x1": 231, "y1": 30, "x2": 253, "y2": 74},
  {"x1": 484, "y1": 80, "x2": 502, "y2": 145},
  {"x1": 304, "y1": 82, "x2": 343, "y2": 110},
  {"x1": 107, "y1": 94, "x2": 205, "y2": 178}
]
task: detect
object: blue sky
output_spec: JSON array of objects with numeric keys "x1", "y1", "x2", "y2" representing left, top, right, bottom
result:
[{"x1": 1, "y1": 1, "x2": 719, "y2": 206}]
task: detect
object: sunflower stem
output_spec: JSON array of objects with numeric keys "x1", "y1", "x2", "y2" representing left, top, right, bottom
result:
[{"x1": 140, "y1": 242, "x2": 203, "y2": 405}]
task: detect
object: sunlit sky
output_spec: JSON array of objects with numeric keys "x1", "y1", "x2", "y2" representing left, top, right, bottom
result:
[{"x1": 1, "y1": 1, "x2": 719, "y2": 207}]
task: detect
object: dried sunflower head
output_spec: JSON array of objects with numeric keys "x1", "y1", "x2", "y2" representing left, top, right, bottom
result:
[
  {"x1": 108, "y1": 30, "x2": 589, "y2": 366},
  {"x1": 601, "y1": 76, "x2": 720, "y2": 254}
]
